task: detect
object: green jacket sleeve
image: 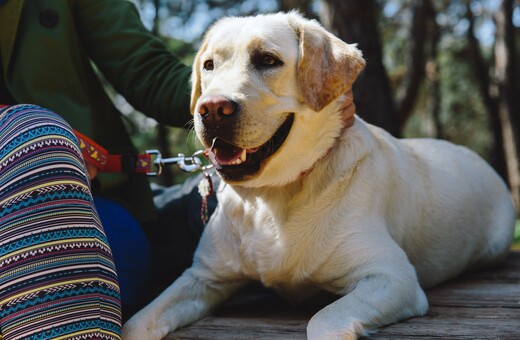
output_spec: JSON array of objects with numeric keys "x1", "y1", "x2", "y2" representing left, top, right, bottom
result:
[{"x1": 73, "y1": 0, "x2": 192, "y2": 128}]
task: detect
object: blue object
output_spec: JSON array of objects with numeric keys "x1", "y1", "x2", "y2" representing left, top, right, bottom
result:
[{"x1": 93, "y1": 195, "x2": 151, "y2": 309}]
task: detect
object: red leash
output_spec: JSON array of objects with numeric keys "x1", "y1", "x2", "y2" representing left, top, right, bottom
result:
[
  {"x1": 1, "y1": 104, "x2": 210, "y2": 179},
  {"x1": 73, "y1": 129, "x2": 152, "y2": 174}
]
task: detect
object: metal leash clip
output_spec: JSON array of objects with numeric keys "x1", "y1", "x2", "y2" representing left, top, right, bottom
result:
[{"x1": 146, "y1": 149, "x2": 208, "y2": 176}]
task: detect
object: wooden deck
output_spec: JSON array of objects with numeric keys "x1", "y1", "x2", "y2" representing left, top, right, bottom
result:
[{"x1": 166, "y1": 251, "x2": 520, "y2": 339}]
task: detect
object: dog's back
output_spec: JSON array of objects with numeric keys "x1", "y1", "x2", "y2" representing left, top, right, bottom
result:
[{"x1": 378, "y1": 131, "x2": 516, "y2": 287}]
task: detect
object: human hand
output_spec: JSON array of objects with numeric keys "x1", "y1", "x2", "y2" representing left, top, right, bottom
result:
[
  {"x1": 340, "y1": 90, "x2": 356, "y2": 128},
  {"x1": 86, "y1": 162, "x2": 99, "y2": 180}
]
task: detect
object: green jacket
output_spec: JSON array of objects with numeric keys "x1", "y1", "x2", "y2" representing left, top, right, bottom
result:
[{"x1": 0, "y1": 0, "x2": 193, "y2": 222}]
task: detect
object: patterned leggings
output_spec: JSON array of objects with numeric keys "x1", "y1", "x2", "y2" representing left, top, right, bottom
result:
[{"x1": 0, "y1": 105, "x2": 122, "y2": 339}]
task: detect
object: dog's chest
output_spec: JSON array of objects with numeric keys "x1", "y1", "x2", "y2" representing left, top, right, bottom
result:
[{"x1": 226, "y1": 192, "x2": 330, "y2": 287}]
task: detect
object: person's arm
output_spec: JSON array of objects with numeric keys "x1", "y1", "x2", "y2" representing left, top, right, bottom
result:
[{"x1": 73, "y1": 0, "x2": 192, "y2": 127}]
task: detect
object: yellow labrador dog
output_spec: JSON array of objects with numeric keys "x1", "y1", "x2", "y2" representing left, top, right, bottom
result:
[{"x1": 123, "y1": 12, "x2": 516, "y2": 339}]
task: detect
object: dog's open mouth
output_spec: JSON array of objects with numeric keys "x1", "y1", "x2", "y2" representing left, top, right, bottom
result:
[{"x1": 207, "y1": 113, "x2": 294, "y2": 182}]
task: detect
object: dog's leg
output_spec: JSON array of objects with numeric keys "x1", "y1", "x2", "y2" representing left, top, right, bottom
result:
[
  {"x1": 307, "y1": 270, "x2": 428, "y2": 339},
  {"x1": 122, "y1": 267, "x2": 245, "y2": 340}
]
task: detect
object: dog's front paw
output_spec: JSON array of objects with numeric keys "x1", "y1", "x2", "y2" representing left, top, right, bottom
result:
[
  {"x1": 307, "y1": 315, "x2": 368, "y2": 340},
  {"x1": 122, "y1": 315, "x2": 166, "y2": 340}
]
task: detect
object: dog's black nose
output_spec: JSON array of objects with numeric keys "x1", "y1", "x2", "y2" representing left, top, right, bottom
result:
[{"x1": 198, "y1": 96, "x2": 238, "y2": 119}]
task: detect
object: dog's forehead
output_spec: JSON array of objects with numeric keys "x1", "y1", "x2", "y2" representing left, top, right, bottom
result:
[{"x1": 206, "y1": 15, "x2": 298, "y2": 54}]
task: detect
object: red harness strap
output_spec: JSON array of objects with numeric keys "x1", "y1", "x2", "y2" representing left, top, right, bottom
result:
[{"x1": 74, "y1": 130, "x2": 152, "y2": 174}]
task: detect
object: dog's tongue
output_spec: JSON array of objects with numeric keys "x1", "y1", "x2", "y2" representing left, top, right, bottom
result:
[{"x1": 209, "y1": 138, "x2": 244, "y2": 165}]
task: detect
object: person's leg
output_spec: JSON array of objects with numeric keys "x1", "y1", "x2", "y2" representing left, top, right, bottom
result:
[{"x1": 0, "y1": 105, "x2": 121, "y2": 339}]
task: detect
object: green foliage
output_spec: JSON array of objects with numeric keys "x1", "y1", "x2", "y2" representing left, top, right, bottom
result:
[
  {"x1": 402, "y1": 36, "x2": 493, "y2": 161},
  {"x1": 380, "y1": 0, "x2": 495, "y2": 163},
  {"x1": 513, "y1": 220, "x2": 520, "y2": 250}
]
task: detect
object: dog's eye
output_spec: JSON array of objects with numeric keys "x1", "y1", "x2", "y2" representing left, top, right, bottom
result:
[
  {"x1": 262, "y1": 55, "x2": 277, "y2": 65},
  {"x1": 203, "y1": 60, "x2": 214, "y2": 71},
  {"x1": 251, "y1": 52, "x2": 283, "y2": 70}
]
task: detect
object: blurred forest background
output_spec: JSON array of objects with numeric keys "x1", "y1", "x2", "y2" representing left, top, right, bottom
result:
[{"x1": 121, "y1": 0, "x2": 519, "y2": 228}]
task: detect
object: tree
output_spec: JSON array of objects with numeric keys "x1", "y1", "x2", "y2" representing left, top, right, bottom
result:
[
  {"x1": 466, "y1": 0, "x2": 520, "y2": 209},
  {"x1": 320, "y1": 0, "x2": 400, "y2": 136},
  {"x1": 494, "y1": 0, "x2": 519, "y2": 210},
  {"x1": 319, "y1": 0, "x2": 438, "y2": 138},
  {"x1": 278, "y1": 0, "x2": 314, "y2": 15}
]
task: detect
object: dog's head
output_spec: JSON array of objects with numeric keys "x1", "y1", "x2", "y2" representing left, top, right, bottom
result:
[{"x1": 191, "y1": 12, "x2": 365, "y2": 187}]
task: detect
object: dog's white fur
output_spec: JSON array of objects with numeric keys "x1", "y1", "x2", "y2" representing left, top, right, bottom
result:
[{"x1": 123, "y1": 12, "x2": 516, "y2": 339}]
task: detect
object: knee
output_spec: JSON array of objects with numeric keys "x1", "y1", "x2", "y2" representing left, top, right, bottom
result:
[
  {"x1": 0, "y1": 104, "x2": 82, "y2": 164},
  {"x1": 0, "y1": 104, "x2": 88, "y2": 194},
  {"x1": 1, "y1": 104, "x2": 76, "y2": 143},
  {"x1": 2, "y1": 103, "x2": 69, "y2": 123}
]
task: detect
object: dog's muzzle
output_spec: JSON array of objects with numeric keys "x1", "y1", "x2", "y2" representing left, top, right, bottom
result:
[{"x1": 205, "y1": 113, "x2": 294, "y2": 182}]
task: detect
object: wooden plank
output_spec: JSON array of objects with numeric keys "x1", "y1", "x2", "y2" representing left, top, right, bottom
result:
[
  {"x1": 369, "y1": 306, "x2": 520, "y2": 339},
  {"x1": 169, "y1": 317, "x2": 308, "y2": 340},
  {"x1": 427, "y1": 281, "x2": 520, "y2": 308},
  {"x1": 168, "y1": 303, "x2": 520, "y2": 339},
  {"x1": 169, "y1": 306, "x2": 520, "y2": 339},
  {"x1": 165, "y1": 251, "x2": 520, "y2": 339}
]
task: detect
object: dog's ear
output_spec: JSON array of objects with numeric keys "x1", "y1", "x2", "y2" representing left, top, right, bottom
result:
[
  {"x1": 190, "y1": 39, "x2": 209, "y2": 114},
  {"x1": 290, "y1": 15, "x2": 365, "y2": 112}
]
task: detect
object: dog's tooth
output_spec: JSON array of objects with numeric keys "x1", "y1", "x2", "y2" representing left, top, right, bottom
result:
[{"x1": 240, "y1": 149, "x2": 247, "y2": 162}]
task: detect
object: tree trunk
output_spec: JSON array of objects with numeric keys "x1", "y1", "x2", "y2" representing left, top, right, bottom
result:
[
  {"x1": 278, "y1": 0, "x2": 314, "y2": 17},
  {"x1": 466, "y1": 1, "x2": 508, "y2": 184},
  {"x1": 494, "y1": 0, "x2": 520, "y2": 210},
  {"x1": 319, "y1": 0, "x2": 400, "y2": 136},
  {"x1": 395, "y1": 0, "x2": 432, "y2": 131},
  {"x1": 427, "y1": 5, "x2": 443, "y2": 139}
]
